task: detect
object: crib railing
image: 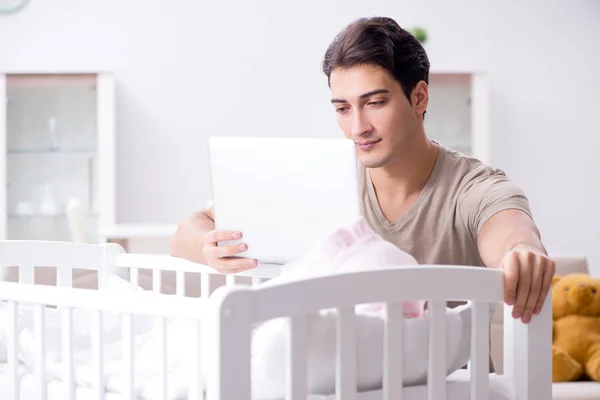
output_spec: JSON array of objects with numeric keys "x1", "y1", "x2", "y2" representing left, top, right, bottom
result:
[
  {"x1": 1, "y1": 241, "x2": 552, "y2": 400},
  {"x1": 0, "y1": 280, "x2": 206, "y2": 400},
  {"x1": 114, "y1": 253, "x2": 280, "y2": 296},
  {"x1": 0, "y1": 241, "x2": 125, "y2": 288},
  {"x1": 0, "y1": 241, "x2": 281, "y2": 400},
  {"x1": 207, "y1": 265, "x2": 552, "y2": 400}
]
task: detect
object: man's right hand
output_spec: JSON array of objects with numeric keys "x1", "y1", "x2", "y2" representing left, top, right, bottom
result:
[
  {"x1": 170, "y1": 208, "x2": 257, "y2": 274},
  {"x1": 202, "y1": 229, "x2": 257, "y2": 274}
]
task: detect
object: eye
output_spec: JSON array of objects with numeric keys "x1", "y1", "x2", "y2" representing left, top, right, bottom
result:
[
  {"x1": 335, "y1": 107, "x2": 349, "y2": 114},
  {"x1": 565, "y1": 287, "x2": 569, "y2": 291},
  {"x1": 593, "y1": 288, "x2": 597, "y2": 294},
  {"x1": 368, "y1": 100, "x2": 386, "y2": 107}
]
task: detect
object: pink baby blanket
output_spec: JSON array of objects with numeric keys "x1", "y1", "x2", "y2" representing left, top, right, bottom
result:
[{"x1": 274, "y1": 216, "x2": 424, "y2": 319}]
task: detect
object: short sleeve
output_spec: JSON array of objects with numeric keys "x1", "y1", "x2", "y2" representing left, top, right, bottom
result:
[{"x1": 457, "y1": 166, "x2": 532, "y2": 240}]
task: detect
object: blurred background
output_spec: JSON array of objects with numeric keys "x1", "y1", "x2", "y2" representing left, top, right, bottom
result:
[{"x1": 0, "y1": 0, "x2": 598, "y2": 273}]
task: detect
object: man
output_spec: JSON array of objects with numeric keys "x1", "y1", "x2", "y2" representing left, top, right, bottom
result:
[{"x1": 170, "y1": 17, "x2": 555, "y2": 326}]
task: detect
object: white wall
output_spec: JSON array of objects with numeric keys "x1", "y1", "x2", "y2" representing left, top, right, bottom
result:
[{"x1": 1, "y1": 0, "x2": 599, "y2": 272}]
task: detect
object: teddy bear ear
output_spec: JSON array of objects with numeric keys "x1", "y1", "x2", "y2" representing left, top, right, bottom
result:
[{"x1": 552, "y1": 275, "x2": 561, "y2": 286}]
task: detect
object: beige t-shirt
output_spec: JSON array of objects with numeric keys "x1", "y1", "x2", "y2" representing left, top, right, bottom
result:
[
  {"x1": 359, "y1": 144, "x2": 532, "y2": 268},
  {"x1": 360, "y1": 145, "x2": 531, "y2": 372}
]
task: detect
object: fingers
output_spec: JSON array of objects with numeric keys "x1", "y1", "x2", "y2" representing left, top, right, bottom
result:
[
  {"x1": 204, "y1": 229, "x2": 242, "y2": 245},
  {"x1": 204, "y1": 241, "x2": 248, "y2": 259},
  {"x1": 203, "y1": 229, "x2": 247, "y2": 259},
  {"x1": 511, "y1": 252, "x2": 532, "y2": 321},
  {"x1": 520, "y1": 252, "x2": 543, "y2": 324},
  {"x1": 503, "y1": 249, "x2": 556, "y2": 324},
  {"x1": 534, "y1": 258, "x2": 556, "y2": 315},
  {"x1": 202, "y1": 229, "x2": 257, "y2": 273},
  {"x1": 503, "y1": 252, "x2": 519, "y2": 306},
  {"x1": 213, "y1": 263, "x2": 256, "y2": 275},
  {"x1": 209, "y1": 256, "x2": 257, "y2": 272}
]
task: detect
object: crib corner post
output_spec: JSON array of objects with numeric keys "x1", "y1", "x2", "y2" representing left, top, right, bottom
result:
[
  {"x1": 206, "y1": 285, "x2": 254, "y2": 400},
  {"x1": 504, "y1": 290, "x2": 552, "y2": 400}
]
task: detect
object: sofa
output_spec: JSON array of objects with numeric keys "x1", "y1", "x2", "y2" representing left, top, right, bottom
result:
[{"x1": 490, "y1": 255, "x2": 600, "y2": 399}]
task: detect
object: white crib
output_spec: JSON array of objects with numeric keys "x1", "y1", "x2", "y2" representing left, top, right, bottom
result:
[{"x1": 0, "y1": 240, "x2": 552, "y2": 400}]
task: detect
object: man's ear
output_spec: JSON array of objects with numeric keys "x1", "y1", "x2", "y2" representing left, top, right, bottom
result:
[
  {"x1": 411, "y1": 80, "x2": 429, "y2": 116},
  {"x1": 552, "y1": 275, "x2": 561, "y2": 287}
]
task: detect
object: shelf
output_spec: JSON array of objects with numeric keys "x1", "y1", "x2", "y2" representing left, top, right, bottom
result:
[
  {"x1": 1, "y1": 72, "x2": 115, "y2": 242},
  {"x1": 6, "y1": 74, "x2": 97, "y2": 89},
  {"x1": 7, "y1": 147, "x2": 96, "y2": 155}
]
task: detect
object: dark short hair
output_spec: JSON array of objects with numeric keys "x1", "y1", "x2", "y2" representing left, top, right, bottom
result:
[{"x1": 322, "y1": 17, "x2": 430, "y2": 102}]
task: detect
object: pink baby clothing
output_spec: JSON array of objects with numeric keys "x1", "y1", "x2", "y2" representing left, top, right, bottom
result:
[{"x1": 275, "y1": 216, "x2": 425, "y2": 318}]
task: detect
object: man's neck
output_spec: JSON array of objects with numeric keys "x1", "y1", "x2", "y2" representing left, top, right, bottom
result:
[{"x1": 369, "y1": 136, "x2": 440, "y2": 204}]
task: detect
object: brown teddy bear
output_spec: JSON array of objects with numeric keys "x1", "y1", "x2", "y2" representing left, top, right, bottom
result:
[{"x1": 552, "y1": 273, "x2": 600, "y2": 382}]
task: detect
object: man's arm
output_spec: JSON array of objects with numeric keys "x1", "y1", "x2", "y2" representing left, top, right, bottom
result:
[
  {"x1": 478, "y1": 208, "x2": 547, "y2": 268},
  {"x1": 477, "y1": 208, "x2": 555, "y2": 323}
]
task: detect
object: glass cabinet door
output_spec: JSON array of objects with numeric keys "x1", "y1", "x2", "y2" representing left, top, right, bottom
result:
[
  {"x1": 425, "y1": 73, "x2": 474, "y2": 156},
  {"x1": 4, "y1": 74, "x2": 99, "y2": 242}
]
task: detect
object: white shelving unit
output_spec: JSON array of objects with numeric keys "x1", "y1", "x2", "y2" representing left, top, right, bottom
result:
[
  {"x1": 426, "y1": 71, "x2": 491, "y2": 164},
  {"x1": 0, "y1": 72, "x2": 116, "y2": 243}
]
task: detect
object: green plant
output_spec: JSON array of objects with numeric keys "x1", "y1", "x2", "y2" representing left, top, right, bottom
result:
[{"x1": 409, "y1": 27, "x2": 428, "y2": 44}]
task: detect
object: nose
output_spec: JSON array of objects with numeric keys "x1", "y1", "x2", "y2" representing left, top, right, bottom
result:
[
  {"x1": 350, "y1": 110, "x2": 372, "y2": 137},
  {"x1": 568, "y1": 283, "x2": 596, "y2": 306}
]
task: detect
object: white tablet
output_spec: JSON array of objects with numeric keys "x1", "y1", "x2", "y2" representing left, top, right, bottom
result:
[{"x1": 208, "y1": 136, "x2": 361, "y2": 265}]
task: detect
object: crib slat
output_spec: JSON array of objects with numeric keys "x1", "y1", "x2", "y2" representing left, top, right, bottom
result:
[
  {"x1": 35, "y1": 304, "x2": 47, "y2": 400},
  {"x1": 287, "y1": 315, "x2": 308, "y2": 400},
  {"x1": 130, "y1": 268, "x2": 139, "y2": 286},
  {"x1": 176, "y1": 271, "x2": 186, "y2": 296},
  {"x1": 471, "y1": 301, "x2": 490, "y2": 399},
  {"x1": 336, "y1": 307, "x2": 356, "y2": 400},
  {"x1": 62, "y1": 308, "x2": 75, "y2": 400},
  {"x1": 122, "y1": 313, "x2": 134, "y2": 400},
  {"x1": 19, "y1": 264, "x2": 34, "y2": 284},
  {"x1": 188, "y1": 321, "x2": 203, "y2": 400},
  {"x1": 226, "y1": 274, "x2": 235, "y2": 287},
  {"x1": 201, "y1": 273, "x2": 210, "y2": 299},
  {"x1": 427, "y1": 300, "x2": 446, "y2": 400},
  {"x1": 19, "y1": 265, "x2": 35, "y2": 308},
  {"x1": 98, "y1": 264, "x2": 107, "y2": 290},
  {"x1": 57, "y1": 267, "x2": 72, "y2": 288},
  {"x1": 158, "y1": 317, "x2": 168, "y2": 400},
  {"x1": 153, "y1": 269, "x2": 162, "y2": 293},
  {"x1": 8, "y1": 300, "x2": 18, "y2": 400},
  {"x1": 92, "y1": 310, "x2": 105, "y2": 400},
  {"x1": 384, "y1": 302, "x2": 404, "y2": 400}
]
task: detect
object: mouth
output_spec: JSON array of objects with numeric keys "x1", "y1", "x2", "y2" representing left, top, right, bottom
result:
[{"x1": 356, "y1": 139, "x2": 381, "y2": 151}]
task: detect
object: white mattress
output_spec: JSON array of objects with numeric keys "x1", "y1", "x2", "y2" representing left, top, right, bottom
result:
[{"x1": 0, "y1": 364, "x2": 512, "y2": 400}]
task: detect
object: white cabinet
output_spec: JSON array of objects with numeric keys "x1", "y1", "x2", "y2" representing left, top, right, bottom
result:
[
  {"x1": 426, "y1": 71, "x2": 490, "y2": 164},
  {"x1": 0, "y1": 72, "x2": 116, "y2": 242}
]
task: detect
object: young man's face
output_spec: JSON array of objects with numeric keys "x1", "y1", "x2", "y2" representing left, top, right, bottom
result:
[{"x1": 329, "y1": 64, "x2": 427, "y2": 168}]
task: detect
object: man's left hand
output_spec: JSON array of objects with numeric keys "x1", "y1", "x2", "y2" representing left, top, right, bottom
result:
[{"x1": 501, "y1": 247, "x2": 556, "y2": 324}]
